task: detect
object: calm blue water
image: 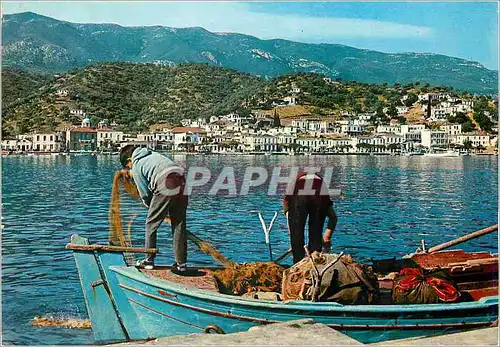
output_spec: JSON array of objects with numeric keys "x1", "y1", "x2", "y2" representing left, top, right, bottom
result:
[{"x1": 2, "y1": 154, "x2": 498, "y2": 345}]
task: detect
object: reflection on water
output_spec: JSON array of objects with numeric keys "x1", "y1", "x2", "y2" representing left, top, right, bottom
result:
[{"x1": 2, "y1": 154, "x2": 498, "y2": 344}]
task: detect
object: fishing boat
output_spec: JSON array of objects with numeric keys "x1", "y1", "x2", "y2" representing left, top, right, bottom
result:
[
  {"x1": 67, "y1": 225, "x2": 498, "y2": 345},
  {"x1": 424, "y1": 149, "x2": 461, "y2": 157}
]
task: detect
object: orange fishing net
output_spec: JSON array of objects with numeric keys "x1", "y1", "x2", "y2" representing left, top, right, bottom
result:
[
  {"x1": 32, "y1": 316, "x2": 91, "y2": 329},
  {"x1": 212, "y1": 262, "x2": 284, "y2": 295},
  {"x1": 110, "y1": 170, "x2": 284, "y2": 295},
  {"x1": 110, "y1": 170, "x2": 232, "y2": 265}
]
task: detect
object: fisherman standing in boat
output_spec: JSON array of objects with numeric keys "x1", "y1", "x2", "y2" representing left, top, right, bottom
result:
[
  {"x1": 119, "y1": 145, "x2": 188, "y2": 273},
  {"x1": 284, "y1": 172, "x2": 338, "y2": 263}
]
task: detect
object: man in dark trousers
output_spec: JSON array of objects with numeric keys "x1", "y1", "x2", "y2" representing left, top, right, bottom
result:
[
  {"x1": 120, "y1": 145, "x2": 188, "y2": 272},
  {"x1": 284, "y1": 172, "x2": 338, "y2": 263}
]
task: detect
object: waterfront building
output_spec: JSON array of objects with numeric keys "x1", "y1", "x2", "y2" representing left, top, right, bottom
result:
[
  {"x1": 1, "y1": 139, "x2": 19, "y2": 151},
  {"x1": 296, "y1": 137, "x2": 323, "y2": 152},
  {"x1": 172, "y1": 127, "x2": 206, "y2": 151},
  {"x1": 32, "y1": 132, "x2": 64, "y2": 152},
  {"x1": 15, "y1": 137, "x2": 33, "y2": 152},
  {"x1": 440, "y1": 124, "x2": 462, "y2": 136},
  {"x1": 420, "y1": 130, "x2": 449, "y2": 149},
  {"x1": 381, "y1": 134, "x2": 404, "y2": 146},
  {"x1": 340, "y1": 122, "x2": 363, "y2": 136},
  {"x1": 245, "y1": 134, "x2": 279, "y2": 152},
  {"x1": 324, "y1": 137, "x2": 353, "y2": 152},
  {"x1": 153, "y1": 130, "x2": 174, "y2": 150},
  {"x1": 64, "y1": 118, "x2": 97, "y2": 152},
  {"x1": 97, "y1": 128, "x2": 124, "y2": 150},
  {"x1": 400, "y1": 124, "x2": 426, "y2": 134},
  {"x1": 352, "y1": 136, "x2": 386, "y2": 153},
  {"x1": 452, "y1": 133, "x2": 490, "y2": 148}
]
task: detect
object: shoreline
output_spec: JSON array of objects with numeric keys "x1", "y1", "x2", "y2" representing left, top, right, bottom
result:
[{"x1": 1, "y1": 151, "x2": 497, "y2": 157}]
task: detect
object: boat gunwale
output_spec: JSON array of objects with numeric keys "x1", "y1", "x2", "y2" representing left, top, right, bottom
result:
[
  {"x1": 120, "y1": 283, "x2": 494, "y2": 330},
  {"x1": 109, "y1": 265, "x2": 499, "y2": 313}
]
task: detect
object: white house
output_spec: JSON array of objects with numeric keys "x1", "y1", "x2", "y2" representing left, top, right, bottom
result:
[
  {"x1": 421, "y1": 130, "x2": 449, "y2": 148},
  {"x1": 283, "y1": 96, "x2": 297, "y2": 105},
  {"x1": 376, "y1": 125, "x2": 401, "y2": 134},
  {"x1": 396, "y1": 106, "x2": 409, "y2": 115},
  {"x1": 32, "y1": 133, "x2": 63, "y2": 152},
  {"x1": 97, "y1": 129, "x2": 124, "y2": 149},
  {"x1": 172, "y1": 127, "x2": 206, "y2": 151},
  {"x1": 55, "y1": 89, "x2": 69, "y2": 97},
  {"x1": 296, "y1": 137, "x2": 323, "y2": 152},
  {"x1": 352, "y1": 136, "x2": 386, "y2": 152},
  {"x1": 70, "y1": 109, "x2": 85, "y2": 117},
  {"x1": 400, "y1": 124, "x2": 425, "y2": 135},
  {"x1": 245, "y1": 134, "x2": 279, "y2": 152},
  {"x1": 341, "y1": 122, "x2": 363, "y2": 136},
  {"x1": 452, "y1": 133, "x2": 490, "y2": 148},
  {"x1": 440, "y1": 124, "x2": 462, "y2": 136},
  {"x1": 1, "y1": 139, "x2": 18, "y2": 151}
]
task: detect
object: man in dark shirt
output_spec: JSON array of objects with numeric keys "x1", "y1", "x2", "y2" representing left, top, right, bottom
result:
[{"x1": 284, "y1": 172, "x2": 338, "y2": 263}]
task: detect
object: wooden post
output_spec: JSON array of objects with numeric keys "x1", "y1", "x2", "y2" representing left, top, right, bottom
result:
[{"x1": 428, "y1": 224, "x2": 498, "y2": 253}]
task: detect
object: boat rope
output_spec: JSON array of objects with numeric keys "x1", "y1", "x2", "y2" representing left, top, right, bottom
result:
[{"x1": 204, "y1": 325, "x2": 225, "y2": 334}]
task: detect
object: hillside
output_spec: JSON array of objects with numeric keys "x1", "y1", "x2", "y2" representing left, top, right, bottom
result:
[
  {"x1": 1, "y1": 63, "x2": 266, "y2": 135},
  {"x1": 1, "y1": 69, "x2": 53, "y2": 106},
  {"x1": 4, "y1": 62, "x2": 481, "y2": 136},
  {"x1": 2, "y1": 12, "x2": 497, "y2": 94}
]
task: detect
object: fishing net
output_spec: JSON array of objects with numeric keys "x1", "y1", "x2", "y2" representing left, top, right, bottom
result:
[
  {"x1": 109, "y1": 170, "x2": 232, "y2": 266},
  {"x1": 212, "y1": 262, "x2": 284, "y2": 295},
  {"x1": 109, "y1": 171, "x2": 136, "y2": 247},
  {"x1": 109, "y1": 170, "x2": 283, "y2": 294},
  {"x1": 282, "y1": 252, "x2": 380, "y2": 304},
  {"x1": 32, "y1": 315, "x2": 91, "y2": 329},
  {"x1": 392, "y1": 267, "x2": 461, "y2": 304}
]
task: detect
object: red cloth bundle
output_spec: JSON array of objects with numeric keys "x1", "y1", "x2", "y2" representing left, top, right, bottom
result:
[{"x1": 393, "y1": 267, "x2": 460, "y2": 304}]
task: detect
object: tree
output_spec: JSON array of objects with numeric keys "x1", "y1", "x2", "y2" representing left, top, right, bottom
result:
[
  {"x1": 404, "y1": 93, "x2": 418, "y2": 107},
  {"x1": 473, "y1": 111, "x2": 493, "y2": 132},
  {"x1": 273, "y1": 109, "x2": 281, "y2": 127},
  {"x1": 387, "y1": 105, "x2": 398, "y2": 118},
  {"x1": 463, "y1": 139, "x2": 472, "y2": 151},
  {"x1": 462, "y1": 121, "x2": 476, "y2": 133}
]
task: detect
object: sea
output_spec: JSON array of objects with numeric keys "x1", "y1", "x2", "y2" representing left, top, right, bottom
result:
[{"x1": 2, "y1": 154, "x2": 498, "y2": 344}]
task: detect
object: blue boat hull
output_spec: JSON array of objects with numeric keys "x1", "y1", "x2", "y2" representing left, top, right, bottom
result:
[{"x1": 68, "y1": 235, "x2": 498, "y2": 344}]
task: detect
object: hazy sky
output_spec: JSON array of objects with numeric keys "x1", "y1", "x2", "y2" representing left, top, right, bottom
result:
[{"x1": 2, "y1": 1, "x2": 498, "y2": 70}]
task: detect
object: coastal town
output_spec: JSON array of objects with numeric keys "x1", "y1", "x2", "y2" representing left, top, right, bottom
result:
[{"x1": 2, "y1": 84, "x2": 498, "y2": 156}]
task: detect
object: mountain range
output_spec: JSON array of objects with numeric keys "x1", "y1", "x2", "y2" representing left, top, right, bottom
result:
[{"x1": 2, "y1": 12, "x2": 498, "y2": 94}]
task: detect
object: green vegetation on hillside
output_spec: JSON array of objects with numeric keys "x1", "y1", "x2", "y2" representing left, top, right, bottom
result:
[
  {"x1": 2, "y1": 69, "x2": 52, "y2": 107},
  {"x1": 2, "y1": 63, "x2": 496, "y2": 136},
  {"x1": 2, "y1": 63, "x2": 266, "y2": 135}
]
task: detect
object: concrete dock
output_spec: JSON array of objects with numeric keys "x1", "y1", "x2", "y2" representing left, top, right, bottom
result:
[{"x1": 115, "y1": 320, "x2": 498, "y2": 346}]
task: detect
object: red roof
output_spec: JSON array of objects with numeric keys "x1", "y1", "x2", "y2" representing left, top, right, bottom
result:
[{"x1": 171, "y1": 127, "x2": 206, "y2": 134}]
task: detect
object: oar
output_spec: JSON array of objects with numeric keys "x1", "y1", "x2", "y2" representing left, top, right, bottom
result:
[
  {"x1": 427, "y1": 224, "x2": 498, "y2": 253},
  {"x1": 274, "y1": 249, "x2": 292, "y2": 264}
]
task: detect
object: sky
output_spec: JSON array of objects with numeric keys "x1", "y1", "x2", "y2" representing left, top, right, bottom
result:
[{"x1": 2, "y1": 1, "x2": 499, "y2": 70}]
